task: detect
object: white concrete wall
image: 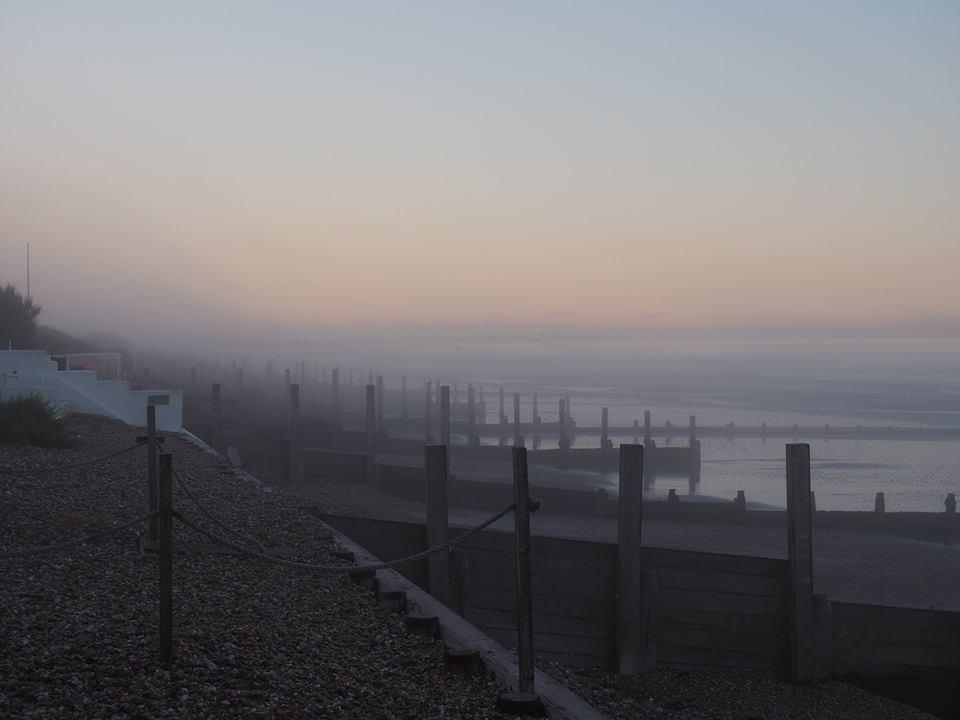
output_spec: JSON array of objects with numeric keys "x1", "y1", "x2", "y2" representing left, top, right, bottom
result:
[{"x1": 0, "y1": 349, "x2": 183, "y2": 431}]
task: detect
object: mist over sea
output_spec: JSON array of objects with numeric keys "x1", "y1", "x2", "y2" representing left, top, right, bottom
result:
[{"x1": 287, "y1": 334, "x2": 960, "y2": 512}]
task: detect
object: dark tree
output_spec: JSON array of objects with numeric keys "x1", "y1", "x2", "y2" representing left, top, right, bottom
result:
[{"x1": 0, "y1": 284, "x2": 41, "y2": 348}]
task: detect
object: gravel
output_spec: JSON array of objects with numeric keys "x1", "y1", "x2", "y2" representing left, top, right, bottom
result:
[
  {"x1": 542, "y1": 663, "x2": 939, "y2": 720},
  {"x1": 0, "y1": 415, "x2": 527, "y2": 719}
]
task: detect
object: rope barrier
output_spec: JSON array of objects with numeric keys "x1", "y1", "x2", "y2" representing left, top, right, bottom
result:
[
  {"x1": 170, "y1": 466, "x2": 268, "y2": 553},
  {"x1": 0, "y1": 443, "x2": 144, "y2": 476},
  {"x1": 173, "y1": 501, "x2": 517, "y2": 574},
  {"x1": 0, "y1": 512, "x2": 156, "y2": 560}
]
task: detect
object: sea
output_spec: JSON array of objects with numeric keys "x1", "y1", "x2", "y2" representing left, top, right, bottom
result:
[{"x1": 292, "y1": 333, "x2": 960, "y2": 512}]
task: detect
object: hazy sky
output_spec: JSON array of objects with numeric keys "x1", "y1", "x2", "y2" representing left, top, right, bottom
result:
[{"x1": 1, "y1": 2, "x2": 958, "y2": 343}]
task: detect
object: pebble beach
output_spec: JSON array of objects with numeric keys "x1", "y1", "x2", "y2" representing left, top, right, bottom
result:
[{"x1": 0, "y1": 415, "x2": 943, "y2": 719}]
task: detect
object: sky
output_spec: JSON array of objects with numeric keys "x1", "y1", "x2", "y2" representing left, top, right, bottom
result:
[{"x1": 1, "y1": 1, "x2": 958, "y2": 345}]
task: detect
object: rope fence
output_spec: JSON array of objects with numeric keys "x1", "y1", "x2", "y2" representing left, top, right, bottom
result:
[
  {"x1": 173, "y1": 501, "x2": 517, "y2": 575},
  {"x1": 0, "y1": 512, "x2": 156, "y2": 560}
]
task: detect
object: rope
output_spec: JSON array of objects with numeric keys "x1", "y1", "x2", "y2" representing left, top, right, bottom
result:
[
  {"x1": 173, "y1": 502, "x2": 517, "y2": 574},
  {"x1": 171, "y1": 466, "x2": 268, "y2": 553},
  {"x1": 0, "y1": 512, "x2": 156, "y2": 559},
  {"x1": 0, "y1": 443, "x2": 144, "y2": 476}
]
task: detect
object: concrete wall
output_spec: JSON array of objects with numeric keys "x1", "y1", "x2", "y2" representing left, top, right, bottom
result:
[{"x1": 0, "y1": 350, "x2": 183, "y2": 431}]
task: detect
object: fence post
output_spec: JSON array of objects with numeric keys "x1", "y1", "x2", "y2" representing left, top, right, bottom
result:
[
  {"x1": 618, "y1": 444, "x2": 657, "y2": 672},
  {"x1": 147, "y1": 405, "x2": 158, "y2": 542},
  {"x1": 440, "y1": 385, "x2": 450, "y2": 446},
  {"x1": 425, "y1": 444, "x2": 450, "y2": 605},
  {"x1": 424, "y1": 381, "x2": 434, "y2": 444},
  {"x1": 786, "y1": 443, "x2": 814, "y2": 683},
  {"x1": 366, "y1": 384, "x2": 377, "y2": 487},
  {"x1": 376, "y1": 375, "x2": 385, "y2": 436},
  {"x1": 467, "y1": 384, "x2": 477, "y2": 448},
  {"x1": 511, "y1": 446, "x2": 537, "y2": 695},
  {"x1": 288, "y1": 383, "x2": 301, "y2": 485},
  {"x1": 558, "y1": 398, "x2": 569, "y2": 451},
  {"x1": 158, "y1": 452, "x2": 173, "y2": 668},
  {"x1": 210, "y1": 382, "x2": 222, "y2": 451},
  {"x1": 513, "y1": 392, "x2": 522, "y2": 447}
]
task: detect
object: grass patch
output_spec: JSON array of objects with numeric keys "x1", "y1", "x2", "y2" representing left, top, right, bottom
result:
[{"x1": 0, "y1": 394, "x2": 74, "y2": 447}]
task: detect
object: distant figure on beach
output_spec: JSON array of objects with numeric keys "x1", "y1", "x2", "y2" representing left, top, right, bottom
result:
[{"x1": 946, "y1": 493, "x2": 956, "y2": 514}]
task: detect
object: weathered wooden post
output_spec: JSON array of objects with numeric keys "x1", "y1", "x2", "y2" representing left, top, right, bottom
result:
[
  {"x1": 786, "y1": 443, "x2": 815, "y2": 684},
  {"x1": 158, "y1": 452, "x2": 173, "y2": 668},
  {"x1": 508, "y1": 447, "x2": 539, "y2": 703},
  {"x1": 147, "y1": 405, "x2": 158, "y2": 542},
  {"x1": 425, "y1": 444, "x2": 450, "y2": 605},
  {"x1": 287, "y1": 383, "x2": 301, "y2": 485},
  {"x1": 210, "y1": 382, "x2": 222, "y2": 451},
  {"x1": 874, "y1": 492, "x2": 886, "y2": 513},
  {"x1": 424, "y1": 381, "x2": 434, "y2": 444},
  {"x1": 440, "y1": 385, "x2": 451, "y2": 446},
  {"x1": 513, "y1": 392, "x2": 523, "y2": 447},
  {"x1": 376, "y1": 375, "x2": 385, "y2": 436},
  {"x1": 401, "y1": 375, "x2": 408, "y2": 419},
  {"x1": 601, "y1": 407, "x2": 610, "y2": 449},
  {"x1": 467, "y1": 384, "x2": 477, "y2": 448},
  {"x1": 365, "y1": 384, "x2": 377, "y2": 487},
  {"x1": 689, "y1": 415, "x2": 696, "y2": 443},
  {"x1": 643, "y1": 410, "x2": 651, "y2": 444},
  {"x1": 813, "y1": 593, "x2": 833, "y2": 681},
  {"x1": 559, "y1": 398, "x2": 570, "y2": 451},
  {"x1": 618, "y1": 444, "x2": 657, "y2": 672}
]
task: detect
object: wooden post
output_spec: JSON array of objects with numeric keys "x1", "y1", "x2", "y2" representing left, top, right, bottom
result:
[
  {"x1": 288, "y1": 383, "x2": 301, "y2": 485},
  {"x1": 425, "y1": 444, "x2": 450, "y2": 605},
  {"x1": 601, "y1": 407, "x2": 610, "y2": 449},
  {"x1": 618, "y1": 444, "x2": 656, "y2": 672},
  {"x1": 401, "y1": 376, "x2": 408, "y2": 419},
  {"x1": 559, "y1": 398, "x2": 569, "y2": 451},
  {"x1": 158, "y1": 452, "x2": 173, "y2": 668},
  {"x1": 424, "y1": 381, "x2": 434, "y2": 443},
  {"x1": 467, "y1": 384, "x2": 477, "y2": 448},
  {"x1": 440, "y1": 385, "x2": 450, "y2": 446},
  {"x1": 210, "y1": 382, "x2": 222, "y2": 451},
  {"x1": 147, "y1": 405, "x2": 158, "y2": 542},
  {"x1": 365, "y1": 384, "x2": 377, "y2": 487},
  {"x1": 689, "y1": 414, "x2": 696, "y2": 443},
  {"x1": 499, "y1": 387, "x2": 506, "y2": 424},
  {"x1": 643, "y1": 410, "x2": 651, "y2": 444},
  {"x1": 786, "y1": 443, "x2": 814, "y2": 684},
  {"x1": 813, "y1": 593, "x2": 833, "y2": 681},
  {"x1": 513, "y1": 392, "x2": 522, "y2": 447},
  {"x1": 376, "y1": 375, "x2": 385, "y2": 435},
  {"x1": 512, "y1": 447, "x2": 535, "y2": 694}
]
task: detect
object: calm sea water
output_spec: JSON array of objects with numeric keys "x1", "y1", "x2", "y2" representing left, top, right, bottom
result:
[{"x1": 294, "y1": 334, "x2": 960, "y2": 511}]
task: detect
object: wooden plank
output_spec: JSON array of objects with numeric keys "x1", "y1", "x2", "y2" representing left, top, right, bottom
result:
[
  {"x1": 643, "y1": 546, "x2": 786, "y2": 577},
  {"x1": 659, "y1": 587, "x2": 787, "y2": 617},
  {"x1": 471, "y1": 588, "x2": 613, "y2": 619},
  {"x1": 469, "y1": 608, "x2": 613, "y2": 640},
  {"x1": 832, "y1": 602, "x2": 960, "y2": 630},
  {"x1": 658, "y1": 643, "x2": 783, "y2": 670},
  {"x1": 659, "y1": 607, "x2": 786, "y2": 638},
  {"x1": 831, "y1": 642, "x2": 960, "y2": 669},
  {"x1": 833, "y1": 620, "x2": 960, "y2": 649},
  {"x1": 527, "y1": 554, "x2": 617, "y2": 582},
  {"x1": 658, "y1": 625, "x2": 786, "y2": 655},
  {"x1": 652, "y1": 567, "x2": 785, "y2": 597}
]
